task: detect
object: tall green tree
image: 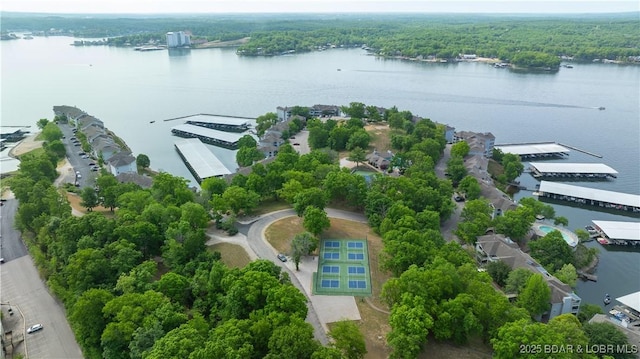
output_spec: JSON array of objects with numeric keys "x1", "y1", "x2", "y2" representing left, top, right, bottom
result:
[
  {"x1": 303, "y1": 206, "x2": 330, "y2": 236},
  {"x1": 290, "y1": 232, "x2": 317, "y2": 271},
  {"x1": 136, "y1": 153, "x2": 150, "y2": 169},
  {"x1": 80, "y1": 186, "x2": 99, "y2": 212},
  {"x1": 517, "y1": 273, "x2": 551, "y2": 318},
  {"x1": 328, "y1": 320, "x2": 367, "y2": 359}
]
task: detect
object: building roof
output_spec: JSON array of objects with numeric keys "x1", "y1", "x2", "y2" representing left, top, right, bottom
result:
[
  {"x1": 78, "y1": 116, "x2": 104, "y2": 129},
  {"x1": 108, "y1": 152, "x2": 136, "y2": 167},
  {"x1": 591, "y1": 221, "x2": 640, "y2": 241},
  {"x1": 183, "y1": 113, "x2": 253, "y2": 126},
  {"x1": 476, "y1": 233, "x2": 577, "y2": 303},
  {"x1": 495, "y1": 142, "x2": 569, "y2": 156},
  {"x1": 115, "y1": 172, "x2": 153, "y2": 188},
  {"x1": 538, "y1": 181, "x2": 640, "y2": 208},
  {"x1": 174, "y1": 138, "x2": 231, "y2": 180},
  {"x1": 53, "y1": 105, "x2": 86, "y2": 119},
  {"x1": 171, "y1": 124, "x2": 246, "y2": 144},
  {"x1": 529, "y1": 162, "x2": 618, "y2": 175},
  {"x1": 616, "y1": 291, "x2": 640, "y2": 313}
]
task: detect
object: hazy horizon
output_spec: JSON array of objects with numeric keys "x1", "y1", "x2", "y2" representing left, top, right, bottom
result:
[{"x1": 1, "y1": 1, "x2": 638, "y2": 15}]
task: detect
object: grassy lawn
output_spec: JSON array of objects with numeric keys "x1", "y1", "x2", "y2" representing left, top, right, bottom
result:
[
  {"x1": 208, "y1": 243, "x2": 252, "y2": 269},
  {"x1": 365, "y1": 124, "x2": 397, "y2": 154}
]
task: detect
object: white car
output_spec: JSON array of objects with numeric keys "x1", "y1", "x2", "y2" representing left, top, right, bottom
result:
[{"x1": 27, "y1": 324, "x2": 43, "y2": 334}]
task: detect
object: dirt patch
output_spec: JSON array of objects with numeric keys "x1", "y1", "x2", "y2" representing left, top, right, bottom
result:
[
  {"x1": 66, "y1": 192, "x2": 113, "y2": 216},
  {"x1": 9, "y1": 133, "x2": 44, "y2": 157},
  {"x1": 365, "y1": 124, "x2": 392, "y2": 154}
]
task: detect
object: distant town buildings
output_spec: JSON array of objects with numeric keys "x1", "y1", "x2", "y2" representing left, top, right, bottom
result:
[{"x1": 166, "y1": 31, "x2": 191, "y2": 48}]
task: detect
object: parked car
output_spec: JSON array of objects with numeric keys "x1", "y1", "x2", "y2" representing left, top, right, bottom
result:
[
  {"x1": 453, "y1": 195, "x2": 465, "y2": 202},
  {"x1": 27, "y1": 324, "x2": 43, "y2": 334},
  {"x1": 293, "y1": 143, "x2": 300, "y2": 146},
  {"x1": 277, "y1": 254, "x2": 287, "y2": 262}
]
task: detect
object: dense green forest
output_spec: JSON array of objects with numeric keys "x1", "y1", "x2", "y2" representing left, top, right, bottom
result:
[
  {"x1": 2, "y1": 12, "x2": 639, "y2": 66},
  {"x1": 7, "y1": 106, "x2": 634, "y2": 358}
]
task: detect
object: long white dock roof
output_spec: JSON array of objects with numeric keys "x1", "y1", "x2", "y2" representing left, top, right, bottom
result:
[
  {"x1": 591, "y1": 220, "x2": 640, "y2": 241},
  {"x1": 174, "y1": 138, "x2": 231, "y2": 179},
  {"x1": 172, "y1": 124, "x2": 246, "y2": 144},
  {"x1": 538, "y1": 181, "x2": 640, "y2": 208},
  {"x1": 616, "y1": 291, "x2": 640, "y2": 313},
  {"x1": 495, "y1": 143, "x2": 569, "y2": 155},
  {"x1": 184, "y1": 113, "x2": 252, "y2": 126},
  {"x1": 530, "y1": 162, "x2": 618, "y2": 174}
]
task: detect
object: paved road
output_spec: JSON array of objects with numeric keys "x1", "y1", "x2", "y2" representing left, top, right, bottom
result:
[
  {"x1": 0, "y1": 197, "x2": 83, "y2": 359},
  {"x1": 59, "y1": 122, "x2": 100, "y2": 189},
  {"x1": 1, "y1": 198, "x2": 28, "y2": 262},
  {"x1": 435, "y1": 143, "x2": 464, "y2": 242}
]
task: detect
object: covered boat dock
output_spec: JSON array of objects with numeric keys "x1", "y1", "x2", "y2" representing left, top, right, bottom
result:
[
  {"x1": 529, "y1": 162, "x2": 618, "y2": 179},
  {"x1": 171, "y1": 124, "x2": 248, "y2": 149},
  {"x1": 591, "y1": 220, "x2": 640, "y2": 246},
  {"x1": 174, "y1": 138, "x2": 232, "y2": 183},
  {"x1": 184, "y1": 114, "x2": 252, "y2": 133},
  {"x1": 494, "y1": 142, "x2": 570, "y2": 159},
  {"x1": 536, "y1": 181, "x2": 640, "y2": 213}
]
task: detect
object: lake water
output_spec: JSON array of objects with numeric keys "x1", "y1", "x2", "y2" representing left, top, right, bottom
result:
[{"x1": 1, "y1": 35, "x2": 639, "y2": 308}]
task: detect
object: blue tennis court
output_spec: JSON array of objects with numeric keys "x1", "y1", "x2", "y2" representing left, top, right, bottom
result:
[
  {"x1": 348, "y1": 253, "x2": 364, "y2": 260},
  {"x1": 321, "y1": 280, "x2": 340, "y2": 288},
  {"x1": 314, "y1": 239, "x2": 372, "y2": 296},
  {"x1": 322, "y1": 265, "x2": 340, "y2": 273},
  {"x1": 324, "y1": 252, "x2": 340, "y2": 260},
  {"x1": 324, "y1": 241, "x2": 341, "y2": 248}
]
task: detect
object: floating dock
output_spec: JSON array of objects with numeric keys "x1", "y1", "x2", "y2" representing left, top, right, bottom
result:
[
  {"x1": 536, "y1": 181, "x2": 640, "y2": 213},
  {"x1": 529, "y1": 162, "x2": 618, "y2": 180},
  {"x1": 591, "y1": 220, "x2": 640, "y2": 246},
  {"x1": 182, "y1": 114, "x2": 252, "y2": 133},
  {"x1": 494, "y1": 142, "x2": 570, "y2": 159},
  {"x1": 174, "y1": 138, "x2": 231, "y2": 183}
]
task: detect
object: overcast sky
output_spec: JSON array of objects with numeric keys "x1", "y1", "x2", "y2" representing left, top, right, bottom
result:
[{"x1": 1, "y1": 0, "x2": 638, "y2": 14}]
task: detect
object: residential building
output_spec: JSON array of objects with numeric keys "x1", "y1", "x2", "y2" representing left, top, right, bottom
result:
[
  {"x1": 108, "y1": 152, "x2": 137, "y2": 175},
  {"x1": 92, "y1": 137, "x2": 120, "y2": 161},
  {"x1": 475, "y1": 233, "x2": 581, "y2": 321},
  {"x1": 454, "y1": 131, "x2": 495, "y2": 157},
  {"x1": 166, "y1": 31, "x2": 191, "y2": 48},
  {"x1": 77, "y1": 115, "x2": 104, "y2": 131},
  {"x1": 116, "y1": 172, "x2": 153, "y2": 188}
]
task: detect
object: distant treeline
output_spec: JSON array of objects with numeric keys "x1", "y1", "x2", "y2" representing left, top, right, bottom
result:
[{"x1": 3, "y1": 12, "x2": 639, "y2": 64}]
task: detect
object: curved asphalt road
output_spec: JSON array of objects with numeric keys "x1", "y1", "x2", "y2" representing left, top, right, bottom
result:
[{"x1": 244, "y1": 208, "x2": 367, "y2": 345}]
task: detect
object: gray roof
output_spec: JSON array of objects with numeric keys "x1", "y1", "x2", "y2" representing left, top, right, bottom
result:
[
  {"x1": 174, "y1": 138, "x2": 231, "y2": 179},
  {"x1": 116, "y1": 172, "x2": 153, "y2": 188},
  {"x1": 529, "y1": 162, "x2": 618, "y2": 175},
  {"x1": 495, "y1": 142, "x2": 569, "y2": 156},
  {"x1": 172, "y1": 124, "x2": 247, "y2": 144},
  {"x1": 538, "y1": 181, "x2": 640, "y2": 208},
  {"x1": 108, "y1": 152, "x2": 136, "y2": 167},
  {"x1": 592, "y1": 220, "x2": 640, "y2": 241}
]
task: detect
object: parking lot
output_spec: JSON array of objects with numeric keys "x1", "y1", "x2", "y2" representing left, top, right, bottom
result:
[{"x1": 59, "y1": 123, "x2": 101, "y2": 189}]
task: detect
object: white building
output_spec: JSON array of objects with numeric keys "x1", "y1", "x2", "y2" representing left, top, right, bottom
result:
[{"x1": 166, "y1": 31, "x2": 191, "y2": 48}]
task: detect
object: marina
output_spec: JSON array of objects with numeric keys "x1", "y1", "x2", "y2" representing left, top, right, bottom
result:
[
  {"x1": 174, "y1": 138, "x2": 232, "y2": 183},
  {"x1": 591, "y1": 220, "x2": 640, "y2": 246},
  {"x1": 535, "y1": 181, "x2": 640, "y2": 214},
  {"x1": 528, "y1": 162, "x2": 618, "y2": 180},
  {"x1": 183, "y1": 113, "x2": 253, "y2": 133}
]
